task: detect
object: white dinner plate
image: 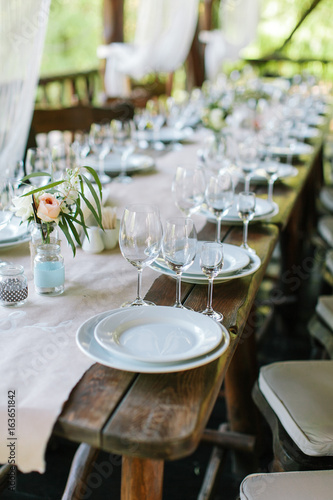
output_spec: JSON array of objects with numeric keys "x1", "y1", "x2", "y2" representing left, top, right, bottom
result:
[
  {"x1": 94, "y1": 306, "x2": 223, "y2": 363},
  {"x1": 0, "y1": 217, "x2": 30, "y2": 244},
  {"x1": 77, "y1": 308, "x2": 230, "y2": 373},
  {"x1": 151, "y1": 251, "x2": 261, "y2": 284},
  {"x1": 82, "y1": 153, "x2": 155, "y2": 175},
  {"x1": 156, "y1": 242, "x2": 250, "y2": 278},
  {"x1": 237, "y1": 163, "x2": 298, "y2": 184},
  {"x1": 259, "y1": 141, "x2": 314, "y2": 157},
  {"x1": 201, "y1": 197, "x2": 279, "y2": 224},
  {"x1": 141, "y1": 126, "x2": 194, "y2": 143}
]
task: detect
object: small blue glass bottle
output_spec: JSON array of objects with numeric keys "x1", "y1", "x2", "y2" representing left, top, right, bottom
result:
[{"x1": 34, "y1": 244, "x2": 65, "y2": 296}]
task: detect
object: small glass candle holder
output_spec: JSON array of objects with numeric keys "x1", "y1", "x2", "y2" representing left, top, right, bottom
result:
[
  {"x1": 0, "y1": 264, "x2": 28, "y2": 306},
  {"x1": 34, "y1": 244, "x2": 65, "y2": 296}
]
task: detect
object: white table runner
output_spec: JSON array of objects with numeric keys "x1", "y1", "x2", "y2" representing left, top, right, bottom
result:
[{"x1": 0, "y1": 131, "x2": 207, "y2": 473}]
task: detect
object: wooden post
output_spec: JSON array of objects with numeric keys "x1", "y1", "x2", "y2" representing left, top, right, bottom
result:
[
  {"x1": 103, "y1": 0, "x2": 124, "y2": 44},
  {"x1": 121, "y1": 457, "x2": 164, "y2": 500}
]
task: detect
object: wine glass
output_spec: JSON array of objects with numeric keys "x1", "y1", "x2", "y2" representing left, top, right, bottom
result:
[
  {"x1": 162, "y1": 217, "x2": 197, "y2": 309},
  {"x1": 205, "y1": 169, "x2": 234, "y2": 243},
  {"x1": 111, "y1": 119, "x2": 136, "y2": 184},
  {"x1": 237, "y1": 137, "x2": 259, "y2": 192},
  {"x1": 89, "y1": 122, "x2": 111, "y2": 184},
  {"x1": 146, "y1": 99, "x2": 165, "y2": 151},
  {"x1": 25, "y1": 147, "x2": 51, "y2": 187},
  {"x1": 171, "y1": 165, "x2": 206, "y2": 217},
  {"x1": 262, "y1": 156, "x2": 279, "y2": 204},
  {"x1": 200, "y1": 241, "x2": 224, "y2": 322},
  {"x1": 119, "y1": 204, "x2": 163, "y2": 307},
  {"x1": 237, "y1": 191, "x2": 256, "y2": 253},
  {"x1": 0, "y1": 179, "x2": 14, "y2": 231}
]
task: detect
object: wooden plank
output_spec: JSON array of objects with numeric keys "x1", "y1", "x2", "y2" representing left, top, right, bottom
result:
[
  {"x1": 101, "y1": 346, "x2": 234, "y2": 459},
  {"x1": 54, "y1": 364, "x2": 136, "y2": 446}
]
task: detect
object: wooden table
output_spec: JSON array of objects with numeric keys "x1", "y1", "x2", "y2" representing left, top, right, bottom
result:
[{"x1": 53, "y1": 132, "x2": 327, "y2": 500}]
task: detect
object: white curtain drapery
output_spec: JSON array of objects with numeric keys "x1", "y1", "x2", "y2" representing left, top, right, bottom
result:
[
  {"x1": 199, "y1": 0, "x2": 260, "y2": 82},
  {"x1": 0, "y1": 0, "x2": 51, "y2": 177},
  {"x1": 98, "y1": 0, "x2": 200, "y2": 97}
]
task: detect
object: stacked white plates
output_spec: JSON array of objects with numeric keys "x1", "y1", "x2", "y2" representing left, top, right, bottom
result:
[
  {"x1": 150, "y1": 242, "x2": 261, "y2": 284},
  {"x1": 201, "y1": 197, "x2": 279, "y2": 224},
  {"x1": 76, "y1": 306, "x2": 230, "y2": 373},
  {"x1": 0, "y1": 217, "x2": 30, "y2": 249}
]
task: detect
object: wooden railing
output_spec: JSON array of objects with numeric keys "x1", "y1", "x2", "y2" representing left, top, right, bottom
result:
[{"x1": 35, "y1": 69, "x2": 102, "y2": 108}]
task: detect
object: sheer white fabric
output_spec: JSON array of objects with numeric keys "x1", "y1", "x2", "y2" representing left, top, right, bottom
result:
[
  {"x1": 98, "y1": 0, "x2": 200, "y2": 97},
  {"x1": 200, "y1": 0, "x2": 260, "y2": 82},
  {"x1": 0, "y1": 0, "x2": 50, "y2": 177}
]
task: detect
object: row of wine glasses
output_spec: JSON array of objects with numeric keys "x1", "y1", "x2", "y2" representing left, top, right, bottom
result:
[
  {"x1": 25, "y1": 120, "x2": 136, "y2": 187},
  {"x1": 171, "y1": 165, "x2": 256, "y2": 250},
  {"x1": 119, "y1": 205, "x2": 224, "y2": 321}
]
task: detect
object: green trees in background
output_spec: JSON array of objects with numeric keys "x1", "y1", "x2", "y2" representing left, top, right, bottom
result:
[{"x1": 40, "y1": 0, "x2": 333, "y2": 79}]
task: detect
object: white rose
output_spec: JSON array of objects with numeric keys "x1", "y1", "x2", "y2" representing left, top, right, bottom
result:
[{"x1": 11, "y1": 188, "x2": 35, "y2": 221}]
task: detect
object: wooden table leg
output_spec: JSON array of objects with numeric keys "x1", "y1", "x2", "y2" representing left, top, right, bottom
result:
[
  {"x1": 121, "y1": 456, "x2": 164, "y2": 500},
  {"x1": 224, "y1": 314, "x2": 259, "y2": 475}
]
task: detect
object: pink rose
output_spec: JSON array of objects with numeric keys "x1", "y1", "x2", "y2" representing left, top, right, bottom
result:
[{"x1": 37, "y1": 193, "x2": 61, "y2": 222}]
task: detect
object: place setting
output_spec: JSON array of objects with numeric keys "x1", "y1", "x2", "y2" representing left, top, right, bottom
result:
[
  {"x1": 76, "y1": 205, "x2": 230, "y2": 373},
  {"x1": 75, "y1": 119, "x2": 156, "y2": 183}
]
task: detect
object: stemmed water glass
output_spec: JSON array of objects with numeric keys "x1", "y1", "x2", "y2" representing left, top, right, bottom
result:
[
  {"x1": 237, "y1": 191, "x2": 256, "y2": 253},
  {"x1": 205, "y1": 169, "x2": 234, "y2": 243},
  {"x1": 200, "y1": 241, "x2": 224, "y2": 322},
  {"x1": 162, "y1": 217, "x2": 197, "y2": 309},
  {"x1": 237, "y1": 137, "x2": 259, "y2": 192},
  {"x1": 111, "y1": 119, "x2": 136, "y2": 183},
  {"x1": 262, "y1": 156, "x2": 279, "y2": 204},
  {"x1": 0, "y1": 179, "x2": 14, "y2": 231},
  {"x1": 88, "y1": 122, "x2": 111, "y2": 184},
  {"x1": 119, "y1": 204, "x2": 163, "y2": 307},
  {"x1": 171, "y1": 165, "x2": 206, "y2": 217},
  {"x1": 25, "y1": 147, "x2": 51, "y2": 187}
]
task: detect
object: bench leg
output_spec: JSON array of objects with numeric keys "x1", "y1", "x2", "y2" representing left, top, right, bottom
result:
[{"x1": 121, "y1": 456, "x2": 164, "y2": 500}]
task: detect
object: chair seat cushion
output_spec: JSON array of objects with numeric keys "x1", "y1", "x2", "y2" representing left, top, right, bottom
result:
[
  {"x1": 259, "y1": 360, "x2": 333, "y2": 456},
  {"x1": 318, "y1": 215, "x2": 333, "y2": 247},
  {"x1": 240, "y1": 470, "x2": 333, "y2": 500},
  {"x1": 320, "y1": 186, "x2": 333, "y2": 213}
]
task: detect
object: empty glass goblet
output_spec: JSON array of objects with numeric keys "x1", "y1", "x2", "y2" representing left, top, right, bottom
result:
[
  {"x1": 237, "y1": 191, "x2": 256, "y2": 253},
  {"x1": 237, "y1": 137, "x2": 259, "y2": 192},
  {"x1": 200, "y1": 241, "x2": 224, "y2": 322},
  {"x1": 0, "y1": 179, "x2": 14, "y2": 231},
  {"x1": 171, "y1": 164, "x2": 206, "y2": 217},
  {"x1": 111, "y1": 119, "x2": 136, "y2": 184},
  {"x1": 88, "y1": 122, "x2": 111, "y2": 184},
  {"x1": 205, "y1": 169, "x2": 234, "y2": 243},
  {"x1": 262, "y1": 156, "x2": 279, "y2": 204},
  {"x1": 119, "y1": 204, "x2": 163, "y2": 306},
  {"x1": 25, "y1": 147, "x2": 51, "y2": 187},
  {"x1": 162, "y1": 217, "x2": 197, "y2": 309}
]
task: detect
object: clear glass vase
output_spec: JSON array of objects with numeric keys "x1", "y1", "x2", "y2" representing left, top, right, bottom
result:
[
  {"x1": 34, "y1": 243, "x2": 65, "y2": 296},
  {"x1": 29, "y1": 222, "x2": 60, "y2": 271}
]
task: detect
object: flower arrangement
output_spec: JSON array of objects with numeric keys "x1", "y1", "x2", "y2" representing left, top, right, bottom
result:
[
  {"x1": 12, "y1": 166, "x2": 103, "y2": 256},
  {"x1": 201, "y1": 101, "x2": 232, "y2": 133}
]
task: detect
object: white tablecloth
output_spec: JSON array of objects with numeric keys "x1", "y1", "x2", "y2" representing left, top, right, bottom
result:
[{"x1": 0, "y1": 131, "x2": 207, "y2": 473}]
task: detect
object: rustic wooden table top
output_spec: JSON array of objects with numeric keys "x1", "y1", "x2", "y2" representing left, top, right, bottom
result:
[{"x1": 54, "y1": 129, "x2": 327, "y2": 500}]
